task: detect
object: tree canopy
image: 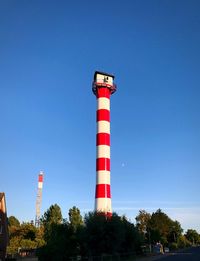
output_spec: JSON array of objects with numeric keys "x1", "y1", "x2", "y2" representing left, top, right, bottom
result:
[
  {"x1": 185, "y1": 229, "x2": 200, "y2": 244},
  {"x1": 41, "y1": 203, "x2": 62, "y2": 226},
  {"x1": 41, "y1": 204, "x2": 63, "y2": 243},
  {"x1": 135, "y1": 209, "x2": 151, "y2": 234},
  {"x1": 68, "y1": 206, "x2": 83, "y2": 231},
  {"x1": 8, "y1": 216, "x2": 20, "y2": 227},
  {"x1": 7, "y1": 206, "x2": 200, "y2": 260},
  {"x1": 7, "y1": 219, "x2": 45, "y2": 256}
]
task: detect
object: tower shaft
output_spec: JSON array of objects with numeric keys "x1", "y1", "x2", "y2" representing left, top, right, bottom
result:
[
  {"x1": 96, "y1": 87, "x2": 111, "y2": 216},
  {"x1": 35, "y1": 171, "x2": 44, "y2": 227},
  {"x1": 93, "y1": 71, "x2": 116, "y2": 217}
]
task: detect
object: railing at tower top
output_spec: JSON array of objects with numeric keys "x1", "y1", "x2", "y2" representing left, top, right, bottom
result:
[{"x1": 92, "y1": 81, "x2": 117, "y2": 95}]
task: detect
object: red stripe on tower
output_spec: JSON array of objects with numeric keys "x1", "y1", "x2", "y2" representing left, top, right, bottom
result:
[
  {"x1": 96, "y1": 87, "x2": 111, "y2": 99},
  {"x1": 95, "y1": 184, "x2": 111, "y2": 198},
  {"x1": 38, "y1": 175, "x2": 43, "y2": 182},
  {"x1": 96, "y1": 133, "x2": 110, "y2": 146},
  {"x1": 92, "y1": 71, "x2": 116, "y2": 217},
  {"x1": 97, "y1": 109, "x2": 110, "y2": 122},
  {"x1": 96, "y1": 158, "x2": 110, "y2": 171}
]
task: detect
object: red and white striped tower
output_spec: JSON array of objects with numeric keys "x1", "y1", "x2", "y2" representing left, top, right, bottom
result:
[
  {"x1": 35, "y1": 171, "x2": 44, "y2": 227},
  {"x1": 92, "y1": 71, "x2": 116, "y2": 217}
]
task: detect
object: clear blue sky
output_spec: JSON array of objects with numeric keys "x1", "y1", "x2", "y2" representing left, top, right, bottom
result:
[{"x1": 0, "y1": 0, "x2": 199, "y2": 232}]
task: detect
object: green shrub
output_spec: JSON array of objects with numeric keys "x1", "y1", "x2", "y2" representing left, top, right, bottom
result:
[
  {"x1": 169, "y1": 242, "x2": 178, "y2": 250},
  {"x1": 177, "y1": 235, "x2": 192, "y2": 249}
]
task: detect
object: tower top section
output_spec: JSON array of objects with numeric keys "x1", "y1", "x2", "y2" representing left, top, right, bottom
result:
[{"x1": 92, "y1": 71, "x2": 116, "y2": 95}]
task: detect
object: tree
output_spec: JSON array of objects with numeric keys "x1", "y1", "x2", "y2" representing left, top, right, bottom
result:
[
  {"x1": 41, "y1": 204, "x2": 62, "y2": 242},
  {"x1": 8, "y1": 216, "x2": 21, "y2": 238},
  {"x1": 148, "y1": 209, "x2": 173, "y2": 245},
  {"x1": 105, "y1": 213, "x2": 126, "y2": 253},
  {"x1": 7, "y1": 236, "x2": 21, "y2": 255},
  {"x1": 122, "y1": 215, "x2": 143, "y2": 253},
  {"x1": 168, "y1": 220, "x2": 183, "y2": 243},
  {"x1": 146, "y1": 209, "x2": 184, "y2": 248},
  {"x1": 135, "y1": 210, "x2": 151, "y2": 234},
  {"x1": 38, "y1": 206, "x2": 83, "y2": 261},
  {"x1": 37, "y1": 223, "x2": 69, "y2": 261},
  {"x1": 19, "y1": 222, "x2": 37, "y2": 240},
  {"x1": 7, "y1": 220, "x2": 42, "y2": 256},
  {"x1": 20, "y1": 239, "x2": 37, "y2": 249},
  {"x1": 42, "y1": 204, "x2": 62, "y2": 225},
  {"x1": 84, "y1": 212, "x2": 107, "y2": 255},
  {"x1": 84, "y1": 212, "x2": 143, "y2": 255},
  {"x1": 38, "y1": 204, "x2": 64, "y2": 260},
  {"x1": 185, "y1": 229, "x2": 200, "y2": 245},
  {"x1": 177, "y1": 235, "x2": 191, "y2": 249},
  {"x1": 68, "y1": 206, "x2": 83, "y2": 231},
  {"x1": 8, "y1": 216, "x2": 20, "y2": 227}
]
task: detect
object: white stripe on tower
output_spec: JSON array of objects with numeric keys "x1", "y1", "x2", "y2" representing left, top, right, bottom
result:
[
  {"x1": 97, "y1": 121, "x2": 110, "y2": 133},
  {"x1": 97, "y1": 145, "x2": 110, "y2": 158},
  {"x1": 97, "y1": 97, "x2": 110, "y2": 110},
  {"x1": 96, "y1": 171, "x2": 110, "y2": 184}
]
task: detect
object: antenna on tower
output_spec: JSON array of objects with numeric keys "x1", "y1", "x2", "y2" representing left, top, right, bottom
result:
[{"x1": 35, "y1": 171, "x2": 44, "y2": 227}]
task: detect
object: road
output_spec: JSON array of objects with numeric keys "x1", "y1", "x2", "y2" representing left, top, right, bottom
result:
[
  {"x1": 160, "y1": 247, "x2": 200, "y2": 261},
  {"x1": 136, "y1": 247, "x2": 200, "y2": 261}
]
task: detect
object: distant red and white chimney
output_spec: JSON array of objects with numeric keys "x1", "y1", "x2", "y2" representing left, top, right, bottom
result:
[
  {"x1": 92, "y1": 71, "x2": 116, "y2": 217},
  {"x1": 35, "y1": 171, "x2": 44, "y2": 227}
]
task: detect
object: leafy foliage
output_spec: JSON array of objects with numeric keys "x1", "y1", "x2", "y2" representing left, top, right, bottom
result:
[
  {"x1": 177, "y1": 235, "x2": 192, "y2": 248},
  {"x1": 135, "y1": 210, "x2": 151, "y2": 234},
  {"x1": 7, "y1": 219, "x2": 45, "y2": 256},
  {"x1": 41, "y1": 203, "x2": 62, "y2": 226},
  {"x1": 68, "y1": 206, "x2": 83, "y2": 231},
  {"x1": 8, "y1": 205, "x2": 200, "y2": 260},
  {"x1": 185, "y1": 229, "x2": 200, "y2": 244},
  {"x1": 41, "y1": 203, "x2": 62, "y2": 242},
  {"x1": 80, "y1": 211, "x2": 142, "y2": 255},
  {"x1": 38, "y1": 209, "x2": 143, "y2": 260},
  {"x1": 146, "y1": 209, "x2": 183, "y2": 247},
  {"x1": 8, "y1": 216, "x2": 20, "y2": 227}
]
